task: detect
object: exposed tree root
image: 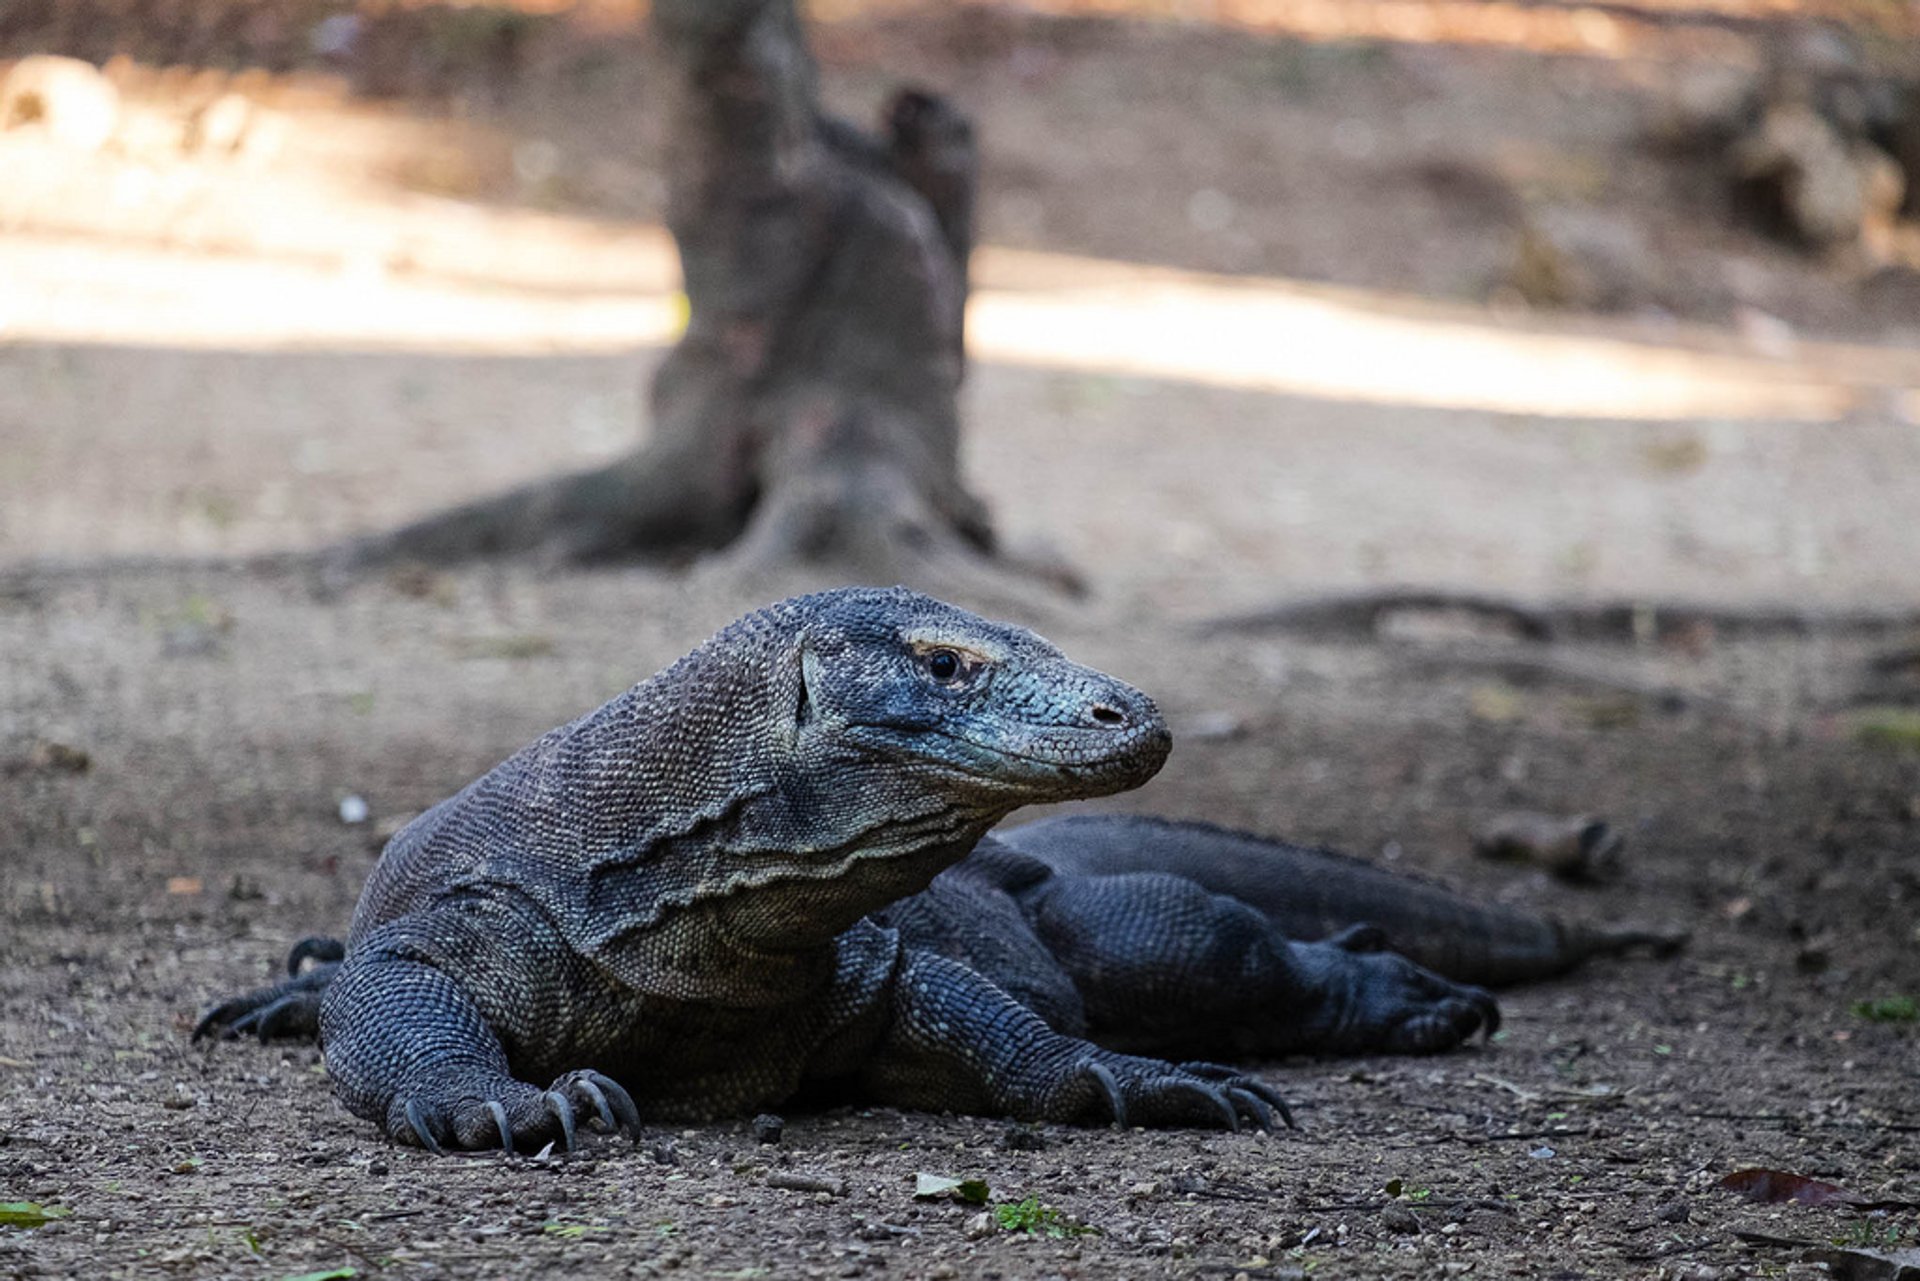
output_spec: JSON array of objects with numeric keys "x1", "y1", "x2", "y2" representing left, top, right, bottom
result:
[{"x1": 1206, "y1": 588, "x2": 1920, "y2": 643}]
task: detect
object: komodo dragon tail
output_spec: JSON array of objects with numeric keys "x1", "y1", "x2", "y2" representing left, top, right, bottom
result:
[
  {"x1": 997, "y1": 815, "x2": 1687, "y2": 989},
  {"x1": 192, "y1": 936, "x2": 345, "y2": 1042}
]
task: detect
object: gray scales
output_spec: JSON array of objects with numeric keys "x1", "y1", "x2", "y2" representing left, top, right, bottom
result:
[{"x1": 195, "y1": 587, "x2": 1678, "y2": 1153}]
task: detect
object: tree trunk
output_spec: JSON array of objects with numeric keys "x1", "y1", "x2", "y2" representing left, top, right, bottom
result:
[{"x1": 350, "y1": 0, "x2": 1007, "y2": 582}]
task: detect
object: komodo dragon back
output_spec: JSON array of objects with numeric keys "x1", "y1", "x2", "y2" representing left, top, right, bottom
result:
[{"x1": 999, "y1": 814, "x2": 1686, "y2": 988}]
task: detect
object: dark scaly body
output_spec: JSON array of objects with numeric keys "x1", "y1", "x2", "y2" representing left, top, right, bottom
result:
[{"x1": 194, "y1": 588, "x2": 1629, "y2": 1154}]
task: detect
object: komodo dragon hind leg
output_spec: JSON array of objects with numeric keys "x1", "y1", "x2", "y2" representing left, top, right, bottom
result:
[{"x1": 1014, "y1": 866, "x2": 1500, "y2": 1059}]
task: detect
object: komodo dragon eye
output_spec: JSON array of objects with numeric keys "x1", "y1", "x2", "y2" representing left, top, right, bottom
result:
[{"x1": 924, "y1": 648, "x2": 966, "y2": 683}]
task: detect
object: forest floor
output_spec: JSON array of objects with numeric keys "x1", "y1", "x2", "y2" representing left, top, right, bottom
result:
[{"x1": 3, "y1": 2, "x2": 1919, "y2": 1278}]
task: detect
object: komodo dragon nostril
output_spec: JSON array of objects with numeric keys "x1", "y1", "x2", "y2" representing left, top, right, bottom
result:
[{"x1": 1089, "y1": 704, "x2": 1126, "y2": 727}]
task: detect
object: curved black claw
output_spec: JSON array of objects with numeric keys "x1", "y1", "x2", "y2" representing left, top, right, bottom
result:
[
  {"x1": 1068, "y1": 1055, "x2": 1285, "y2": 1132},
  {"x1": 544, "y1": 1091, "x2": 578, "y2": 1152},
  {"x1": 486, "y1": 1101, "x2": 514, "y2": 1153},
  {"x1": 406, "y1": 1099, "x2": 447, "y2": 1155},
  {"x1": 550, "y1": 1069, "x2": 643, "y2": 1142},
  {"x1": 285, "y1": 936, "x2": 346, "y2": 977},
  {"x1": 1081, "y1": 1060, "x2": 1129, "y2": 1128},
  {"x1": 1176, "y1": 1061, "x2": 1296, "y2": 1129}
]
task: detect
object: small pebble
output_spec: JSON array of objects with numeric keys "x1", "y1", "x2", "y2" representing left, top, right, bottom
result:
[
  {"x1": 1380, "y1": 1204, "x2": 1421, "y2": 1235},
  {"x1": 1001, "y1": 1123, "x2": 1047, "y2": 1151},
  {"x1": 750, "y1": 1113, "x2": 784, "y2": 1145},
  {"x1": 338, "y1": 795, "x2": 370, "y2": 824}
]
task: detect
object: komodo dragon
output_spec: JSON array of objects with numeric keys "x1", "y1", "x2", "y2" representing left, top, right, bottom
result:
[{"x1": 196, "y1": 587, "x2": 1668, "y2": 1153}]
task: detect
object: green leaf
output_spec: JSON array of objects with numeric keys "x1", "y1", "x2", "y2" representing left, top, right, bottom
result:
[
  {"x1": 0, "y1": 1202, "x2": 71, "y2": 1228},
  {"x1": 992, "y1": 1196, "x2": 1095, "y2": 1238},
  {"x1": 913, "y1": 1172, "x2": 989, "y2": 1202},
  {"x1": 277, "y1": 1270, "x2": 355, "y2": 1281},
  {"x1": 1851, "y1": 996, "x2": 1918, "y2": 1023}
]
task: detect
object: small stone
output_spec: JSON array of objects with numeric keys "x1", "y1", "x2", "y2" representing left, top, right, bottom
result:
[
  {"x1": 1656, "y1": 1198, "x2": 1691, "y2": 1224},
  {"x1": 750, "y1": 1114, "x2": 784, "y2": 1145},
  {"x1": 338, "y1": 795, "x2": 370, "y2": 825},
  {"x1": 366, "y1": 1161, "x2": 387, "y2": 1177},
  {"x1": 1380, "y1": 1204, "x2": 1421, "y2": 1235},
  {"x1": 964, "y1": 1210, "x2": 996, "y2": 1240},
  {"x1": 24, "y1": 740, "x2": 89, "y2": 773},
  {"x1": 1001, "y1": 1123, "x2": 1047, "y2": 1151}
]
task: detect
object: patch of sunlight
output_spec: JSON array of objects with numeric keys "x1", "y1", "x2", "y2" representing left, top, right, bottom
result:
[
  {"x1": 5, "y1": 231, "x2": 1915, "y2": 423},
  {"x1": 966, "y1": 251, "x2": 1911, "y2": 422},
  {"x1": 0, "y1": 235, "x2": 684, "y2": 354}
]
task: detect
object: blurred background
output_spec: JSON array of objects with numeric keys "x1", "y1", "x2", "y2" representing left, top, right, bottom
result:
[{"x1": 3, "y1": 0, "x2": 1919, "y2": 614}]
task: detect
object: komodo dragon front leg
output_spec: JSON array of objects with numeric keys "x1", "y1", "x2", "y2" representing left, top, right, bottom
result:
[
  {"x1": 856, "y1": 940, "x2": 1289, "y2": 1129},
  {"x1": 317, "y1": 893, "x2": 641, "y2": 1153}
]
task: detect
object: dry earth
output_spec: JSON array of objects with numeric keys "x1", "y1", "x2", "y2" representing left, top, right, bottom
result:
[{"x1": 3, "y1": 3, "x2": 1920, "y2": 1278}]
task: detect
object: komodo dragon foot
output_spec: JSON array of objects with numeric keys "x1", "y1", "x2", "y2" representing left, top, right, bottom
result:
[
  {"x1": 191, "y1": 936, "x2": 345, "y2": 1042},
  {"x1": 395, "y1": 1069, "x2": 643, "y2": 1155},
  {"x1": 1311, "y1": 934, "x2": 1502, "y2": 1055}
]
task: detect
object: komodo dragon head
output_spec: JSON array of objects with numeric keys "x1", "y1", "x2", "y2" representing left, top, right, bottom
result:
[{"x1": 782, "y1": 586, "x2": 1171, "y2": 803}]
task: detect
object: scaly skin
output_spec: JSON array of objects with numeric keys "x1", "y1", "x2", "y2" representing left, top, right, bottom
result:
[
  {"x1": 995, "y1": 815, "x2": 1687, "y2": 990},
  {"x1": 196, "y1": 587, "x2": 1496, "y2": 1153}
]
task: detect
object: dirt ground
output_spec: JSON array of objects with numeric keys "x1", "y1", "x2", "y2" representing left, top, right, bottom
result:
[{"x1": 3, "y1": 3, "x2": 1920, "y2": 1278}]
